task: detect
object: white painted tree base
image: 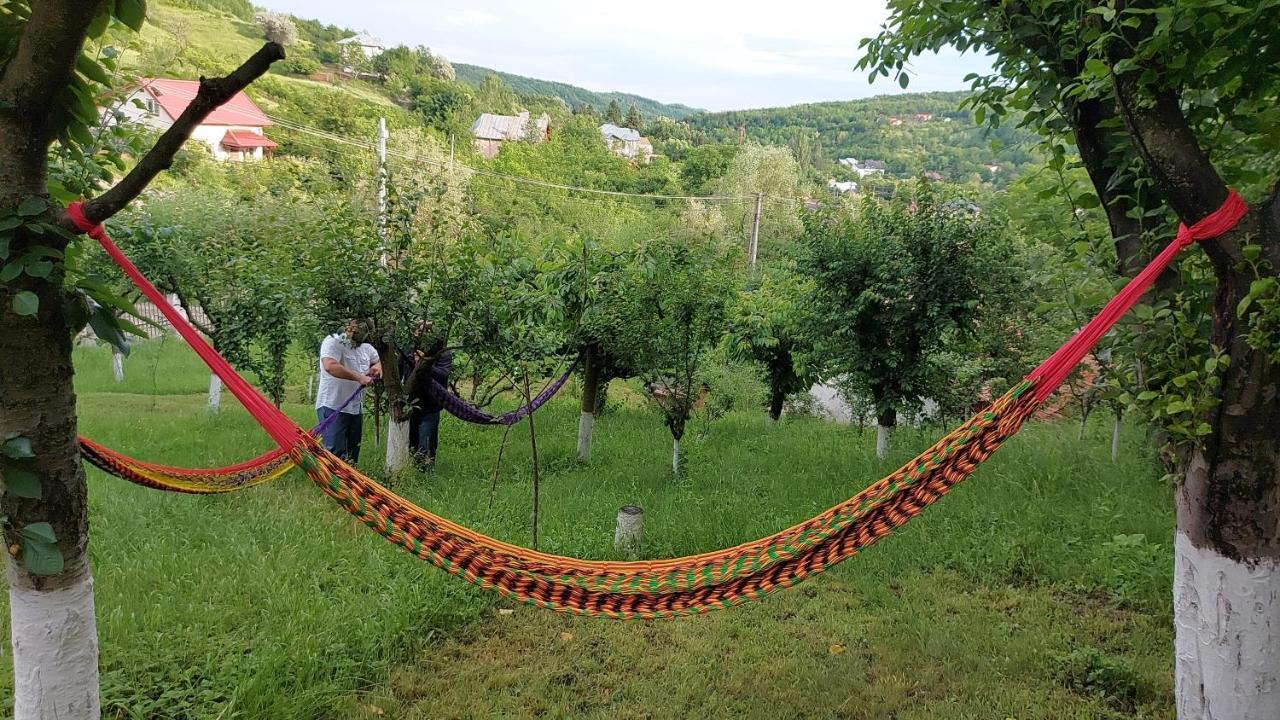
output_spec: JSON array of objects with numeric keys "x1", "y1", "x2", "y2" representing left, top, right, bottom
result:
[
  {"x1": 876, "y1": 424, "x2": 891, "y2": 459},
  {"x1": 577, "y1": 411, "x2": 594, "y2": 461},
  {"x1": 1111, "y1": 417, "x2": 1122, "y2": 463},
  {"x1": 207, "y1": 373, "x2": 222, "y2": 413},
  {"x1": 110, "y1": 350, "x2": 124, "y2": 383},
  {"x1": 385, "y1": 419, "x2": 410, "y2": 474},
  {"x1": 1174, "y1": 532, "x2": 1280, "y2": 720},
  {"x1": 8, "y1": 563, "x2": 100, "y2": 720},
  {"x1": 671, "y1": 438, "x2": 681, "y2": 475}
]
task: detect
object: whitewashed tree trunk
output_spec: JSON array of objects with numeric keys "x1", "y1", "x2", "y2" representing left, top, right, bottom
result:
[
  {"x1": 1174, "y1": 532, "x2": 1280, "y2": 720},
  {"x1": 385, "y1": 418, "x2": 410, "y2": 474},
  {"x1": 110, "y1": 349, "x2": 123, "y2": 383},
  {"x1": 306, "y1": 373, "x2": 314, "y2": 402},
  {"x1": 577, "y1": 411, "x2": 594, "y2": 461},
  {"x1": 8, "y1": 559, "x2": 100, "y2": 720},
  {"x1": 614, "y1": 505, "x2": 643, "y2": 559},
  {"x1": 1111, "y1": 414, "x2": 1122, "y2": 463},
  {"x1": 206, "y1": 373, "x2": 221, "y2": 413},
  {"x1": 671, "y1": 437, "x2": 681, "y2": 475},
  {"x1": 876, "y1": 424, "x2": 891, "y2": 459}
]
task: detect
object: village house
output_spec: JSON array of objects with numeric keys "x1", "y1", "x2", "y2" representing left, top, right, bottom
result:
[
  {"x1": 923, "y1": 170, "x2": 945, "y2": 181},
  {"x1": 827, "y1": 178, "x2": 858, "y2": 195},
  {"x1": 337, "y1": 33, "x2": 385, "y2": 73},
  {"x1": 888, "y1": 116, "x2": 904, "y2": 126},
  {"x1": 837, "y1": 158, "x2": 886, "y2": 178},
  {"x1": 599, "y1": 123, "x2": 654, "y2": 163},
  {"x1": 470, "y1": 110, "x2": 551, "y2": 158},
  {"x1": 984, "y1": 162, "x2": 1001, "y2": 174},
  {"x1": 913, "y1": 112, "x2": 934, "y2": 122},
  {"x1": 117, "y1": 78, "x2": 277, "y2": 161}
]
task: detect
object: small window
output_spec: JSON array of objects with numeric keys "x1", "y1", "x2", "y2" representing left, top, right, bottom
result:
[{"x1": 145, "y1": 98, "x2": 158, "y2": 115}]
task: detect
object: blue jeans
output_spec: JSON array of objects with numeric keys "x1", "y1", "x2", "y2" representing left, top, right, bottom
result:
[
  {"x1": 409, "y1": 409, "x2": 441, "y2": 466},
  {"x1": 318, "y1": 407, "x2": 363, "y2": 463}
]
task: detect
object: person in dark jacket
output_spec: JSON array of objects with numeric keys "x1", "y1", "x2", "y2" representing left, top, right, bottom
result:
[{"x1": 405, "y1": 339, "x2": 453, "y2": 469}]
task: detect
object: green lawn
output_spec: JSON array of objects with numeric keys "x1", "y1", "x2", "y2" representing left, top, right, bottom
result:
[{"x1": 2, "y1": 340, "x2": 1175, "y2": 719}]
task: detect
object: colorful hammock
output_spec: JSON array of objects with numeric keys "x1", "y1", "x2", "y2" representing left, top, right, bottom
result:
[
  {"x1": 426, "y1": 360, "x2": 579, "y2": 426},
  {"x1": 66, "y1": 191, "x2": 1247, "y2": 618},
  {"x1": 77, "y1": 386, "x2": 362, "y2": 494}
]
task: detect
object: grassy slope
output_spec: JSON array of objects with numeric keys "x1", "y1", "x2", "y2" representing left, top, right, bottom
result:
[{"x1": 0, "y1": 341, "x2": 1174, "y2": 718}]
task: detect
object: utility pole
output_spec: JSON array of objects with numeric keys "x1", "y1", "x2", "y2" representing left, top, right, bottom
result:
[
  {"x1": 377, "y1": 117, "x2": 389, "y2": 265},
  {"x1": 748, "y1": 192, "x2": 763, "y2": 269},
  {"x1": 448, "y1": 133, "x2": 455, "y2": 172}
]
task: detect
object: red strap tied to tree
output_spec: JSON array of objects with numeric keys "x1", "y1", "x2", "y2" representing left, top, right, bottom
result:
[
  {"x1": 67, "y1": 201, "x2": 305, "y2": 449},
  {"x1": 1027, "y1": 189, "x2": 1248, "y2": 401}
]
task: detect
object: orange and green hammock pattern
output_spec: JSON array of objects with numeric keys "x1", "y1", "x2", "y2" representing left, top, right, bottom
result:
[{"x1": 66, "y1": 191, "x2": 1247, "y2": 618}]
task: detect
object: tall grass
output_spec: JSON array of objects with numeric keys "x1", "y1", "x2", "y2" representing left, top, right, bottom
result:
[{"x1": 1, "y1": 340, "x2": 1175, "y2": 718}]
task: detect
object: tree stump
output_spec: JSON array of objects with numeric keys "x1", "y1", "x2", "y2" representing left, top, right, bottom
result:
[{"x1": 614, "y1": 505, "x2": 643, "y2": 559}]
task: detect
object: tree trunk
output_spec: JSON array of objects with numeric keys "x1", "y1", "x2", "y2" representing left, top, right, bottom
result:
[
  {"x1": 577, "y1": 345, "x2": 600, "y2": 461},
  {"x1": 385, "y1": 419, "x2": 410, "y2": 474},
  {"x1": 875, "y1": 407, "x2": 896, "y2": 460},
  {"x1": 524, "y1": 371, "x2": 542, "y2": 550},
  {"x1": 671, "y1": 437, "x2": 681, "y2": 475},
  {"x1": 768, "y1": 384, "x2": 786, "y2": 422},
  {"x1": 1, "y1": 258, "x2": 98, "y2": 720},
  {"x1": 207, "y1": 373, "x2": 222, "y2": 413},
  {"x1": 1111, "y1": 410, "x2": 1122, "y2": 463},
  {"x1": 111, "y1": 348, "x2": 123, "y2": 383}
]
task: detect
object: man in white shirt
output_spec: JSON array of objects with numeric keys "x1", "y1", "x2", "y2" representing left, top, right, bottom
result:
[{"x1": 316, "y1": 319, "x2": 381, "y2": 462}]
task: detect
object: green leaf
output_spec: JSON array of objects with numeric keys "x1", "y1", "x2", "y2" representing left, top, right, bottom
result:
[
  {"x1": 76, "y1": 54, "x2": 112, "y2": 86},
  {"x1": 0, "y1": 262, "x2": 21, "y2": 282},
  {"x1": 88, "y1": 306, "x2": 130, "y2": 356},
  {"x1": 12, "y1": 291, "x2": 38, "y2": 316},
  {"x1": 0, "y1": 236, "x2": 8, "y2": 261},
  {"x1": 2, "y1": 468, "x2": 41, "y2": 499},
  {"x1": 25, "y1": 261, "x2": 53, "y2": 279},
  {"x1": 20, "y1": 527, "x2": 63, "y2": 576},
  {"x1": 898, "y1": 73, "x2": 910, "y2": 89},
  {"x1": 114, "y1": 0, "x2": 147, "y2": 31},
  {"x1": 19, "y1": 522, "x2": 56, "y2": 544},
  {"x1": 2, "y1": 436, "x2": 33, "y2": 459},
  {"x1": 16, "y1": 197, "x2": 47, "y2": 217},
  {"x1": 0, "y1": 216, "x2": 21, "y2": 232}
]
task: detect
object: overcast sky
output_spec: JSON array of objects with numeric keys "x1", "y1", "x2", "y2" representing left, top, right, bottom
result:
[{"x1": 258, "y1": 0, "x2": 991, "y2": 111}]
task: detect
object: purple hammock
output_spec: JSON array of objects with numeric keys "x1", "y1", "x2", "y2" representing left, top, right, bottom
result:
[{"x1": 425, "y1": 357, "x2": 580, "y2": 426}]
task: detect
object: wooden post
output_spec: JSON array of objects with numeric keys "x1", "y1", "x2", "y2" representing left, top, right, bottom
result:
[
  {"x1": 748, "y1": 192, "x2": 762, "y2": 269},
  {"x1": 614, "y1": 505, "x2": 643, "y2": 559}
]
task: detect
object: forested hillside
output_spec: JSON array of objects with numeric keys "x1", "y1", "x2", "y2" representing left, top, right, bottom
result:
[
  {"x1": 689, "y1": 92, "x2": 1039, "y2": 184},
  {"x1": 453, "y1": 63, "x2": 702, "y2": 120}
]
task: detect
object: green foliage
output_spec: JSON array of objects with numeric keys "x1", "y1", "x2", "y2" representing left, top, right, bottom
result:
[
  {"x1": 163, "y1": 0, "x2": 252, "y2": 21},
  {"x1": 726, "y1": 268, "x2": 816, "y2": 419},
  {"x1": 453, "y1": 63, "x2": 701, "y2": 120},
  {"x1": 1054, "y1": 647, "x2": 1150, "y2": 712},
  {"x1": 800, "y1": 185, "x2": 1026, "y2": 424},
  {"x1": 689, "y1": 93, "x2": 1037, "y2": 185}
]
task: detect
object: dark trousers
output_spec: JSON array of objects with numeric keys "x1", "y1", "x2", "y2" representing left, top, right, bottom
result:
[
  {"x1": 409, "y1": 409, "x2": 441, "y2": 466},
  {"x1": 318, "y1": 407, "x2": 363, "y2": 463}
]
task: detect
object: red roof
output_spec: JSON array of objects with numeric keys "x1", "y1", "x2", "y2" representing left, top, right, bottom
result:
[
  {"x1": 220, "y1": 130, "x2": 277, "y2": 150},
  {"x1": 139, "y1": 78, "x2": 271, "y2": 127}
]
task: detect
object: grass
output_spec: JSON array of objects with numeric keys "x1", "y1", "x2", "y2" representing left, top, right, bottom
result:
[{"x1": 1, "y1": 340, "x2": 1176, "y2": 719}]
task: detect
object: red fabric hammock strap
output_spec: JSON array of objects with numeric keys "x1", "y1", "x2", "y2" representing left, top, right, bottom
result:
[
  {"x1": 1025, "y1": 189, "x2": 1247, "y2": 401},
  {"x1": 67, "y1": 201, "x2": 304, "y2": 450}
]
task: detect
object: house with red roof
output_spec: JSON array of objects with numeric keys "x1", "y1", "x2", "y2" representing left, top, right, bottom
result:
[{"x1": 120, "y1": 78, "x2": 277, "y2": 162}]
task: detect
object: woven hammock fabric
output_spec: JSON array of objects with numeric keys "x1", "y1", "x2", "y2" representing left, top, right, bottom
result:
[
  {"x1": 426, "y1": 359, "x2": 579, "y2": 426},
  {"x1": 67, "y1": 189, "x2": 1247, "y2": 617},
  {"x1": 77, "y1": 386, "x2": 362, "y2": 494}
]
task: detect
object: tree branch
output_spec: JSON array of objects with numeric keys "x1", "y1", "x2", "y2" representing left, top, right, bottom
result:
[{"x1": 65, "y1": 41, "x2": 285, "y2": 228}]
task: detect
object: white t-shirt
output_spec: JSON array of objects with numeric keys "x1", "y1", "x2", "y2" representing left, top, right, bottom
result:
[{"x1": 316, "y1": 333, "x2": 380, "y2": 415}]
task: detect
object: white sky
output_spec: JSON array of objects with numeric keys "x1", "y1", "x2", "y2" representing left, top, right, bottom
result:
[{"x1": 257, "y1": 0, "x2": 992, "y2": 111}]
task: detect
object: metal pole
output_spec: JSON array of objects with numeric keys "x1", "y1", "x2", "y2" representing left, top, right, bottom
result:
[
  {"x1": 748, "y1": 192, "x2": 763, "y2": 268},
  {"x1": 448, "y1": 133, "x2": 455, "y2": 172},
  {"x1": 377, "y1": 117, "x2": 389, "y2": 265}
]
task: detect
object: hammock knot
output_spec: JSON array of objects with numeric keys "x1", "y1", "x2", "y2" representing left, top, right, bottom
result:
[
  {"x1": 67, "y1": 200, "x2": 108, "y2": 241},
  {"x1": 1175, "y1": 189, "x2": 1247, "y2": 248}
]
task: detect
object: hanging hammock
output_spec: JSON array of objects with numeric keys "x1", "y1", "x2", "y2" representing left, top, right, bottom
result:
[
  {"x1": 424, "y1": 359, "x2": 579, "y2": 426},
  {"x1": 77, "y1": 385, "x2": 363, "y2": 494},
  {"x1": 66, "y1": 191, "x2": 1247, "y2": 618}
]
